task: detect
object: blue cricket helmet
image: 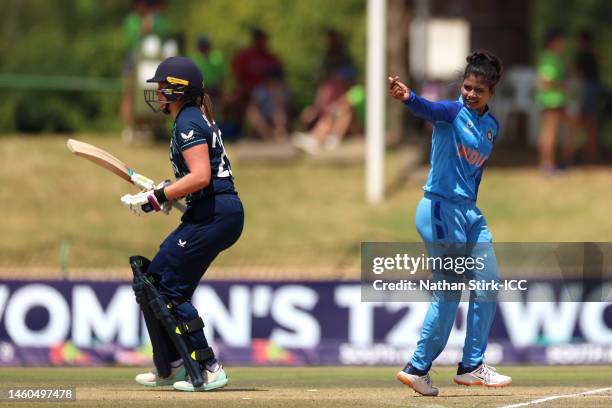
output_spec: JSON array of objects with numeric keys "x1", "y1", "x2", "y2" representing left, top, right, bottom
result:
[
  {"x1": 144, "y1": 56, "x2": 204, "y2": 113},
  {"x1": 146, "y1": 56, "x2": 204, "y2": 88}
]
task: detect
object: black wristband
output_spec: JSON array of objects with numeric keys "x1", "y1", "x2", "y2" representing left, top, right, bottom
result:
[{"x1": 153, "y1": 187, "x2": 168, "y2": 204}]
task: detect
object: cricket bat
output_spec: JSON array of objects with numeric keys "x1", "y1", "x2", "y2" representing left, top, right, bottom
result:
[{"x1": 67, "y1": 139, "x2": 186, "y2": 213}]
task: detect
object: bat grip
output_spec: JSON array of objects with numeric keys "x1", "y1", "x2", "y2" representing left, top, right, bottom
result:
[
  {"x1": 172, "y1": 201, "x2": 187, "y2": 213},
  {"x1": 130, "y1": 173, "x2": 186, "y2": 213}
]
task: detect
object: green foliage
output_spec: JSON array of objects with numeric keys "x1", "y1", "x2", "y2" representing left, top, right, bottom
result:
[
  {"x1": 0, "y1": 0, "x2": 127, "y2": 133},
  {"x1": 0, "y1": 0, "x2": 366, "y2": 134},
  {"x1": 171, "y1": 0, "x2": 366, "y2": 110}
]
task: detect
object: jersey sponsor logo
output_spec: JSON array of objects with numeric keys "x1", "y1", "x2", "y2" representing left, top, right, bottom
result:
[
  {"x1": 180, "y1": 130, "x2": 195, "y2": 140},
  {"x1": 466, "y1": 120, "x2": 474, "y2": 129},
  {"x1": 178, "y1": 239, "x2": 187, "y2": 247},
  {"x1": 457, "y1": 143, "x2": 487, "y2": 167}
]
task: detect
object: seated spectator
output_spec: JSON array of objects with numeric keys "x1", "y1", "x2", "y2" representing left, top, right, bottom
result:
[
  {"x1": 299, "y1": 29, "x2": 356, "y2": 130},
  {"x1": 300, "y1": 69, "x2": 351, "y2": 131},
  {"x1": 293, "y1": 78, "x2": 364, "y2": 154},
  {"x1": 223, "y1": 28, "x2": 284, "y2": 140},
  {"x1": 230, "y1": 28, "x2": 283, "y2": 112},
  {"x1": 246, "y1": 68, "x2": 290, "y2": 142},
  {"x1": 319, "y1": 29, "x2": 355, "y2": 82}
]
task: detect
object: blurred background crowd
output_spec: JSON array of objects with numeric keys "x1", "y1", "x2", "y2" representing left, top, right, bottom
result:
[
  {"x1": 2, "y1": 0, "x2": 612, "y2": 168},
  {"x1": 118, "y1": 0, "x2": 366, "y2": 155}
]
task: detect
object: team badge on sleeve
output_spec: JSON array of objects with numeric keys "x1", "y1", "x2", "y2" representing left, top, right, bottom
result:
[{"x1": 486, "y1": 129, "x2": 493, "y2": 141}]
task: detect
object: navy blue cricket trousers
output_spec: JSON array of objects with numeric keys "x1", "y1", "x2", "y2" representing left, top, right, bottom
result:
[{"x1": 148, "y1": 193, "x2": 244, "y2": 357}]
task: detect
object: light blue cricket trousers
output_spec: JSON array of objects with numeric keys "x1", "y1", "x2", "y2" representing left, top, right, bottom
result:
[{"x1": 409, "y1": 192, "x2": 499, "y2": 372}]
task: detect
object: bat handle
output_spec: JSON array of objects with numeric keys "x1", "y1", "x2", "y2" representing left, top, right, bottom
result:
[
  {"x1": 172, "y1": 201, "x2": 187, "y2": 213},
  {"x1": 131, "y1": 173, "x2": 155, "y2": 190},
  {"x1": 130, "y1": 172, "x2": 186, "y2": 213}
]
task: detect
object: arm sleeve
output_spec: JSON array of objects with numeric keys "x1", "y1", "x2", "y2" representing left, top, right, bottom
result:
[
  {"x1": 176, "y1": 119, "x2": 208, "y2": 152},
  {"x1": 403, "y1": 91, "x2": 461, "y2": 124}
]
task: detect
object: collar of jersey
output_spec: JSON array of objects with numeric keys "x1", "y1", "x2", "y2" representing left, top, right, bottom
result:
[
  {"x1": 175, "y1": 102, "x2": 198, "y2": 120},
  {"x1": 458, "y1": 95, "x2": 490, "y2": 119}
]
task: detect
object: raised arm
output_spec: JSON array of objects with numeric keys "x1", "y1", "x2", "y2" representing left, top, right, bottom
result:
[{"x1": 388, "y1": 76, "x2": 460, "y2": 124}]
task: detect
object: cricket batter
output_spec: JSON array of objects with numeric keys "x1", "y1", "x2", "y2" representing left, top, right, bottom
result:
[
  {"x1": 121, "y1": 56, "x2": 244, "y2": 391},
  {"x1": 389, "y1": 51, "x2": 511, "y2": 396}
]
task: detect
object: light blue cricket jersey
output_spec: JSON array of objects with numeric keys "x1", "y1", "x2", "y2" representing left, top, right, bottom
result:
[{"x1": 404, "y1": 91, "x2": 499, "y2": 201}]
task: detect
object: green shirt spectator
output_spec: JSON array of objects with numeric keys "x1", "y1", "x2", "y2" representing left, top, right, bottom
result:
[
  {"x1": 192, "y1": 50, "x2": 225, "y2": 88},
  {"x1": 536, "y1": 50, "x2": 566, "y2": 109},
  {"x1": 346, "y1": 84, "x2": 365, "y2": 125},
  {"x1": 191, "y1": 36, "x2": 226, "y2": 90},
  {"x1": 123, "y1": 1, "x2": 170, "y2": 56}
]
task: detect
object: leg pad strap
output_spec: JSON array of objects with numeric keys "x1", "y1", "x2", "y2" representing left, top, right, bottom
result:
[
  {"x1": 191, "y1": 346, "x2": 215, "y2": 362},
  {"x1": 175, "y1": 317, "x2": 205, "y2": 335}
]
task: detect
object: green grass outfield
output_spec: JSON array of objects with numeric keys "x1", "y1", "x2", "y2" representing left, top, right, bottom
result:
[
  {"x1": 2, "y1": 135, "x2": 612, "y2": 275},
  {"x1": 0, "y1": 366, "x2": 610, "y2": 407}
]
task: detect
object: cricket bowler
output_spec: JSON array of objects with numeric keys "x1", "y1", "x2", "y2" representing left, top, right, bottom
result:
[{"x1": 389, "y1": 51, "x2": 512, "y2": 396}]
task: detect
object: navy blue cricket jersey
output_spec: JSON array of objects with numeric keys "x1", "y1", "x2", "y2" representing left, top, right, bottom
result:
[{"x1": 169, "y1": 104, "x2": 236, "y2": 204}]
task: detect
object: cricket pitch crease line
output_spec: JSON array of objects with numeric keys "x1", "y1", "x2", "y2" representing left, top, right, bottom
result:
[{"x1": 498, "y1": 387, "x2": 611, "y2": 408}]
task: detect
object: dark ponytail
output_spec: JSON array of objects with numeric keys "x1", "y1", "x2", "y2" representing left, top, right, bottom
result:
[
  {"x1": 201, "y1": 93, "x2": 215, "y2": 124},
  {"x1": 187, "y1": 89, "x2": 216, "y2": 125},
  {"x1": 464, "y1": 50, "x2": 503, "y2": 90}
]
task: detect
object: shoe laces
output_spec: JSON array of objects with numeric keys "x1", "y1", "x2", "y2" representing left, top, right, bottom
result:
[
  {"x1": 478, "y1": 363, "x2": 496, "y2": 382},
  {"x1": 482, "y1": 363, "x2": 497, "y2": 372},
  {"x1": 422, "y1": 373, "x2": 433, "y2": 387}
]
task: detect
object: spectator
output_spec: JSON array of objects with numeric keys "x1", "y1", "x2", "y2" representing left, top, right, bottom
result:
[
  {"x1": 121, "y1": 0, "x2": 170, "y2": 140},
  {"x1": 319, "y1": 29, "x2": 355, "y2": 81},
  {"x1": 300, "y1": 29, "x2": 355, "y2": 130},
  {"x1": 245, "y1": 67, "x2": 290, "y2": 142},
  {"x1": 293, "y1": 67, "x2": 364, "y2": 154},
  {"x1": 191, "y1": 34, "x2": 226, "y2": 115},
  {"x1": 574, "y1": 29, "x2": 601, "y2": 162},
  {"x1": 536, "y1": 28, "x2": 573, "y2": 174},
  {"x1": 224, "y1": 28, "x2": 284, "y2": 140},
  {"x1": 231, "y1": 28, "x2": 283, "y2": 108}
]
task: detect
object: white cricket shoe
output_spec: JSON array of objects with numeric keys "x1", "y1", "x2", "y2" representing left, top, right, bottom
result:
[
  {"x1": 173, "y1": 365, "x2": 228, "y2": 392},
  {"x1": 135, "y1": 363, "x2": 187, "y2": 387},
  {"x1": 396, "y1": 370, "x2": 439, "y2": 396},
  {"x1": 292, "y1": 132, "x2": 320, "y2": 155},
  {"x1": 453, "y1": 363, "x2": 512, "y2": 387},
  {"x1": 323, "y1": 134, "x2": 341, "y2": 150}
]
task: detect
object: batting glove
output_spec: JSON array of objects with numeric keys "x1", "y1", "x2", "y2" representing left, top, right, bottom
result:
[
  {"x1": 156, "y1": 180, "x2": 173, "y2": 215},
  {"x1": 121, "y1": 184, "x2": 169, "y2": 216}
]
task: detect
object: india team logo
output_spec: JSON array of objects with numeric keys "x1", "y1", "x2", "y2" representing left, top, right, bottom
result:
[{"x1": 486, "y1": 129, "x2": 493, "y2": 141}]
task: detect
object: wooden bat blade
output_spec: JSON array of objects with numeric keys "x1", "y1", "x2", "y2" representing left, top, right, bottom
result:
[
  {"x1": 67, "y1": 138, "x2": 187, "y2": 213},
  {"x1": 67, "y1": 139, "x2": 132, "y2": 183}
]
